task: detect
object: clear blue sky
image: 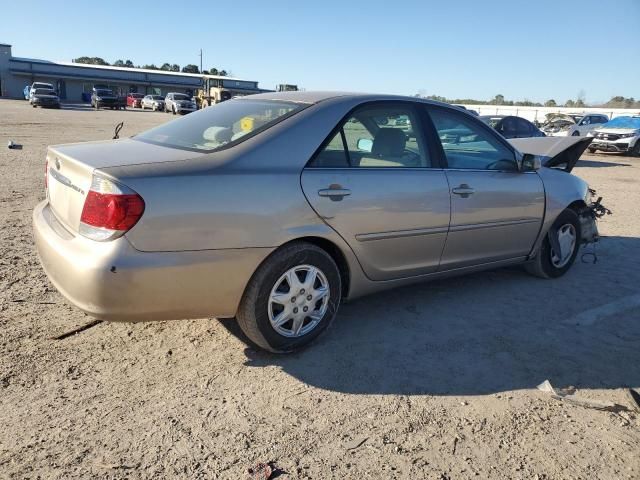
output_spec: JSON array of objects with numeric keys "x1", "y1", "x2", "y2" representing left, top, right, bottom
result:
[{"x1": 3, "y1": 0, "x2": 639, "y2": 103}]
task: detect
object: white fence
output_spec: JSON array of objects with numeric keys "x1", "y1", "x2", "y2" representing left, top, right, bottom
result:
[{"x1": 459, "y1": 105, "x2": 640, "y2": 123}]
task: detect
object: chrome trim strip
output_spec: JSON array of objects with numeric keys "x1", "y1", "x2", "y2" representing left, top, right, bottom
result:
[
  {"x1": 356, "y1": 226, "x2": 449, "y2": 242},
  {"x1": 449, "y1": 218, "x2": 539, "y2": 232},
  {"x1": 49, "y1": 168, "x2": 85, "y2": 195}
]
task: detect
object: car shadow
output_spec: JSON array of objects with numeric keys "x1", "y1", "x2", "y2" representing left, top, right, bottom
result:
[
  {"x1": 220, "y1": 236, "x2": 640, "y2": 396},
  {"x1": 578, "y1": 159, "x2": 632, "y2": 168}
]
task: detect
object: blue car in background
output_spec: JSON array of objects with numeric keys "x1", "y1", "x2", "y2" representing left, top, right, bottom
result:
[{"x1": 23, "y1": 85, "x2": 30, "y2": 100}]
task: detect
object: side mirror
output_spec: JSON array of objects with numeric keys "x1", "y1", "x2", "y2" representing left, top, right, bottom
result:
[
  {"x1": 521, "y1": 153, "x2": 542, "y2": 171},
  {"x1": 357, "y1": 138, "x2": 373, "y2": 152}
]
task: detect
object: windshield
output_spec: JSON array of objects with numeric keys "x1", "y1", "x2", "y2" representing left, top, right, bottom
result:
[
  {"x1": 130, "y1": 94, "x2": 143, "y2": 98},
  {"x1": 602, "y1": 116, "x2": 640, "y2": 129},
  {"x1": 172, "y1": 94, "x2": 190, "y2": 101},
  {"x1": 135, "y1": 99, "x2": 306, "y2": 151},
  {"x1": 152, "y1": 95, "x2": 164, "y2": 100},
  {"x1": 95, "y1": 89, "x2": 113, "y2": 96},
  {"x1": 34, "y1": 89, "x2": 55, "y2": 96},
  {"x1": 33, "y1": 83, "x2": 52, "y2": 89}
]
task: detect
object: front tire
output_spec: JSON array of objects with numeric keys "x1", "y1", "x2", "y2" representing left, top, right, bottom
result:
[
  {"x1": 572, "y1": 131, "x2": 580, "y2": 136},
  {"x1": 525, "y1": 209, "x2": 581, "y2": 279},
  {"x1": 588, "y1": 147, "x2": 596, "y2": 154},
  {"x1": 236, "y1": 242, "x2": 342, "y2": 353}
]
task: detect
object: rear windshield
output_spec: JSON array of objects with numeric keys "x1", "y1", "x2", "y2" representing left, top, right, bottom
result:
[
  {"x1": 34, "y1": 89, "x2": 55, "y2": 96},
  {"x1": 95, "y1": 89, "x2": 113, "y2": 96},
  {"x1": 603, "y1": 116, "x2": 640, "y2": 129},
  {"x1": 135, "y1": 99, "x2": 307, "y2": 152},
  {"x1": 172, "y1": 94, "x2": 190, "y2": 100},
  {"x1": 151, "y1": 95, "x2": 164, "y2": 100}
]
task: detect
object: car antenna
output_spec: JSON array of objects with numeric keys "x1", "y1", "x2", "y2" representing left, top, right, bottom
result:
[{"x1": 113, "y1": 121, "x2": 124, "y2": 140}]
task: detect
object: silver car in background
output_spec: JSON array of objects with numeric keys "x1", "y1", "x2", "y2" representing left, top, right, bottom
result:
[
  {"x1": 164, "y1": 92, "x2": 196, "y2": 115},
  {"x1": 141, "y1": 94, "x2": 165, "y2": 111},
  {"x1": 33, "y1": 92, "x2": 601, "y2": 352}
]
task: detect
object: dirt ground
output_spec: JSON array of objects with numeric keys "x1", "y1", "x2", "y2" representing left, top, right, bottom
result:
[{"x1": 0, "y1": 99, "x2": 639, "y2": 480}]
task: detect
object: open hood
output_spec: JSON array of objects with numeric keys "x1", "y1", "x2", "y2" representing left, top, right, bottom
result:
[
  {"x1": 544, "y1": 113, "x2": 577, "y2": 124},
  {"x1": 508, "y1": 136, "x2": 593, "y2": 172}
]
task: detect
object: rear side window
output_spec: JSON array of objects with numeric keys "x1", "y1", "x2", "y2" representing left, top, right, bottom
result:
[
  {"x1": 429, "y1": 108, "x2": 517, "y2": 171},
  {"x1": 309, "y1": 103, "x2": 431, "y2": 168},
  {"x1": 135, "y1": 99, "x2": 306, "y2": 152}
]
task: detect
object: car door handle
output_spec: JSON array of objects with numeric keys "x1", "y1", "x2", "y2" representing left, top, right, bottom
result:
[
  {"x1": 451, "y1": 184, "x2": 475, "y2": 197},
  {"x1": 318, "y1": 186, "x2": 351, "y2": 201}
]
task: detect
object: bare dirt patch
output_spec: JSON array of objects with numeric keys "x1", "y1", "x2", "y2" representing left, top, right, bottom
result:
[{"x1": 1, "y1": 99, "x2": 639, "y2": 479}]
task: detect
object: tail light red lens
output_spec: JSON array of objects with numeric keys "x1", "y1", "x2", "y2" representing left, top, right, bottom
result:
[
  {"x1": 79, "y1": 175, "x2": 145, "y2": 241},
  {"x1": 81, "y1": 191, "x2": 145, "y2": 230}
]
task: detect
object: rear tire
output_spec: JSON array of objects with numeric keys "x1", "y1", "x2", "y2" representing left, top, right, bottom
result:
[
  {"x1": 631, "y1": 141, "x2": 640, "y2": 157},
  {"x1": 236, "y1": 242, "x2": 342, "y2": 353},
  {"x1": 572, "y1": 131, "x2": 580, "y2": 136},
  {"x1": 525, "y1": 209, "x2": 581, "y2": 279},
  {"x1": 588, "y1": 147, "x2": 596, "y2": 154}
]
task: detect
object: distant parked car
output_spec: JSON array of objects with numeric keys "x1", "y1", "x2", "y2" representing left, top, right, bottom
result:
[
  {"x1": 587, "y1": 115, "x2": 640, "y2": 156},
  {"x1": 164, "y1": 92, "x2": 196, "y2": 115},
  {"x1": 540, "y1": 113, "x2": 608, "y2": 137},
  {"x1": 23, "y1": 85, "x2": 31, "y2": 100},
  {"x1": 141, "y1": 95, "x2": 165, "y2": 111},
  {"x1": 29, "y1": 88, "x2": 60, "y2": 109},
  {"x1": 91, "y1": 88, "x2": 125, "y2": 110},
  {"x1": 29, "y1": 82, "x2": 55, "y2": 98},
  {"x1": 126, "y1": 93, "x2": 144, "y2": 108},
  {"x1": 479, "y1": 115, "x2": 545, "y2": 139}
]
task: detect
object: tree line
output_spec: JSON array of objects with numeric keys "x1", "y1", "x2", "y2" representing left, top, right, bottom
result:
[
  {"x1": 72, "y1": 56, "x2": 229, "y2": 76},
  {"x1": 416, "y1": 93, "x2": 640, "y2": 109}
]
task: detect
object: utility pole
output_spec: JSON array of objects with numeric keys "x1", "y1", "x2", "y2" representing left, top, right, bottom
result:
[{"x1": 199, "y1": 49, "x2": 203, "y2": 74}]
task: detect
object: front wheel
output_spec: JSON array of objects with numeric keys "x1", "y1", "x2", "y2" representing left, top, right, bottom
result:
[
  {"x1": 588, "y1": 148, "x2": 596, "y2": 154},
  {"x1": 572, "y1": 131, "x2": 580, "y2": 136},
  {"x1": 236, "y1": 242, "x2": 342, "y2": 353},
  {"x1": 172, "y1": 105, "x2": 176, "y2": 115},
  {"x1": 525, "y1": 209, "x2": 581, "y2": 279}
]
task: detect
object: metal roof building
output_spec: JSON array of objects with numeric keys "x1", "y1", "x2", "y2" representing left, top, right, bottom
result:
[{"x1": 0, "y1": 43, "x2": 259, "y2": 101}]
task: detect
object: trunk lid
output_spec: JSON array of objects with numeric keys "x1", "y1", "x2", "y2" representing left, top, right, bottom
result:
[{"x1": 46, "y1": 139, "x2": 204, "y2": 233}]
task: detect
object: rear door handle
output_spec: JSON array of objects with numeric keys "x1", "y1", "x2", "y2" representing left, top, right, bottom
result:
[
  {"x1": 451, "y1": 184, "x2": 475, "y2": 198},
  {"x1": 318, "y1": 185, "x2": 351, "y2": 201}
]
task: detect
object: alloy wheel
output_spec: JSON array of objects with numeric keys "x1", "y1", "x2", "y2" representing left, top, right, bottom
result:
[
  {"x1": 550, "y1": 224, "x2": 577, "y2": 268},
  {"x1": 268, "y1": 265, "x2": 330, "y2": 338}
]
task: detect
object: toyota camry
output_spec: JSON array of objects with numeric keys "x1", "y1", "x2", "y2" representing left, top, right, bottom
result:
[{"x1": 34, "y1": 92, "x2": 601, "y2": 352}]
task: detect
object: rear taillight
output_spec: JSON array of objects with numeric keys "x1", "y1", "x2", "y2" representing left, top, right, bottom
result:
[{"x1": 79, "y1": 175, "x2": 145, "y2": 241}]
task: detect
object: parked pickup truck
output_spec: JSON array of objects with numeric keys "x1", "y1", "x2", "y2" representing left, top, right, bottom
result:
[{"x1": 91, "y1": 88, "x2": 126, "y2": 110}]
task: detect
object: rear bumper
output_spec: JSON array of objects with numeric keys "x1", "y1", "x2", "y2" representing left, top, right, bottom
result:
[{"x1": 33, "y1": 200, "x2": 273, "y2": 322}]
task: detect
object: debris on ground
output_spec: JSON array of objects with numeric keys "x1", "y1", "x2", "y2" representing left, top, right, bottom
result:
[
  {"x1": 248, "y1": 462, "x2": 285, "y2": 480},
  {"x1": 345, "y1": 436, "x2": 368, "y2": 451},
  {"x1": 625, "y1": 388, "x2": 640, "y2": 413},
  {"x1": 52, "y1": 319, "x2": 103, "y2": 340},
  {"x1": 7, "y1": 140, "x2": 22, "y2": 149},
  {"x1": 537, "y1": 380, "x2": 629, "y2": 412}
]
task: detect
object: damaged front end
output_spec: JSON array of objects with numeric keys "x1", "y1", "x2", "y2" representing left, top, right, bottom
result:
[{"x1": 578, "y1": 189, "x2": 612, "y2": 245}]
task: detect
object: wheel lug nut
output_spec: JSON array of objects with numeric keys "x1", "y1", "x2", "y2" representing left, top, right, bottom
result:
[
  {"x1": 303, "y1": 306, "x2": 308, "y2": 312},
  {"x1": 307, "y1": 295, "x2": 312, "y2": 301},
  {"x1": 300, "y1": 289, "x2": 305, "y2": 294},
  {"x1": 293, "y1": 307, "x2": 298, "y2": 313},
  {"x1": 291, "y1": 297, "x2": 296, "y2": 303}
]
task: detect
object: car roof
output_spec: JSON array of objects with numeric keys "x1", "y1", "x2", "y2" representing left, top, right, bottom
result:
[{"x1": 240, "y1": 91, "x2": 455, "y2": 108}]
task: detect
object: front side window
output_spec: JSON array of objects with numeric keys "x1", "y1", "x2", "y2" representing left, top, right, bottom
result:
[
  {"x1": 429, "y1": 108, "x2": 517, "y2": 171},
  {"x1": 515, "y1": 117, "x2": 533, "y2": 134},
  {"x1": 135, "y1": 99, "x2": 306, "y2": 151},
  {"x1": 309, "y1": 104, "x2": 430, "y2": 168}
]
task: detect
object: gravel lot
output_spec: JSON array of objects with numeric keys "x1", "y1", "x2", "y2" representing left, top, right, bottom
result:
[{"x1": 0, "y1": 99, "x2": 639, "y2": 479}]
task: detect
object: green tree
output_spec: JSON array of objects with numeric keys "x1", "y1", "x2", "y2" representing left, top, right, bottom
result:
[
  {"x1": 171, "y1": 64, "x2": 180, "y2": 72},
  {"x1": 565, "y1": 99, "x2": 576, "y2": 107},
  {"x1": 113, "y1": 59, "x2": 125, "y2": 67},
  {"x1": 160, "y1": 63, "x2": 172, "y2": 71},
  {"x1": 492, "y1": 94, "x2": 505, "y2": 105},
  {"x1": 142, "y1": 64, "x2": 159, "y2": 70},
  {"x1": 73, "y1": 56, "x2": 110, "y2": 65},
  {"x1": 544, "y1": 99, "x2": 557, "y2": 107},
  {"x1": 209, "y1": 67, "x2": 219, "y2": 75},
  {"x1": 219, "y1": 70, "x2": 227, "y2": 76},
  {"x1": 181, "y1": 64, "x2": 200, "y2": 73}
]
